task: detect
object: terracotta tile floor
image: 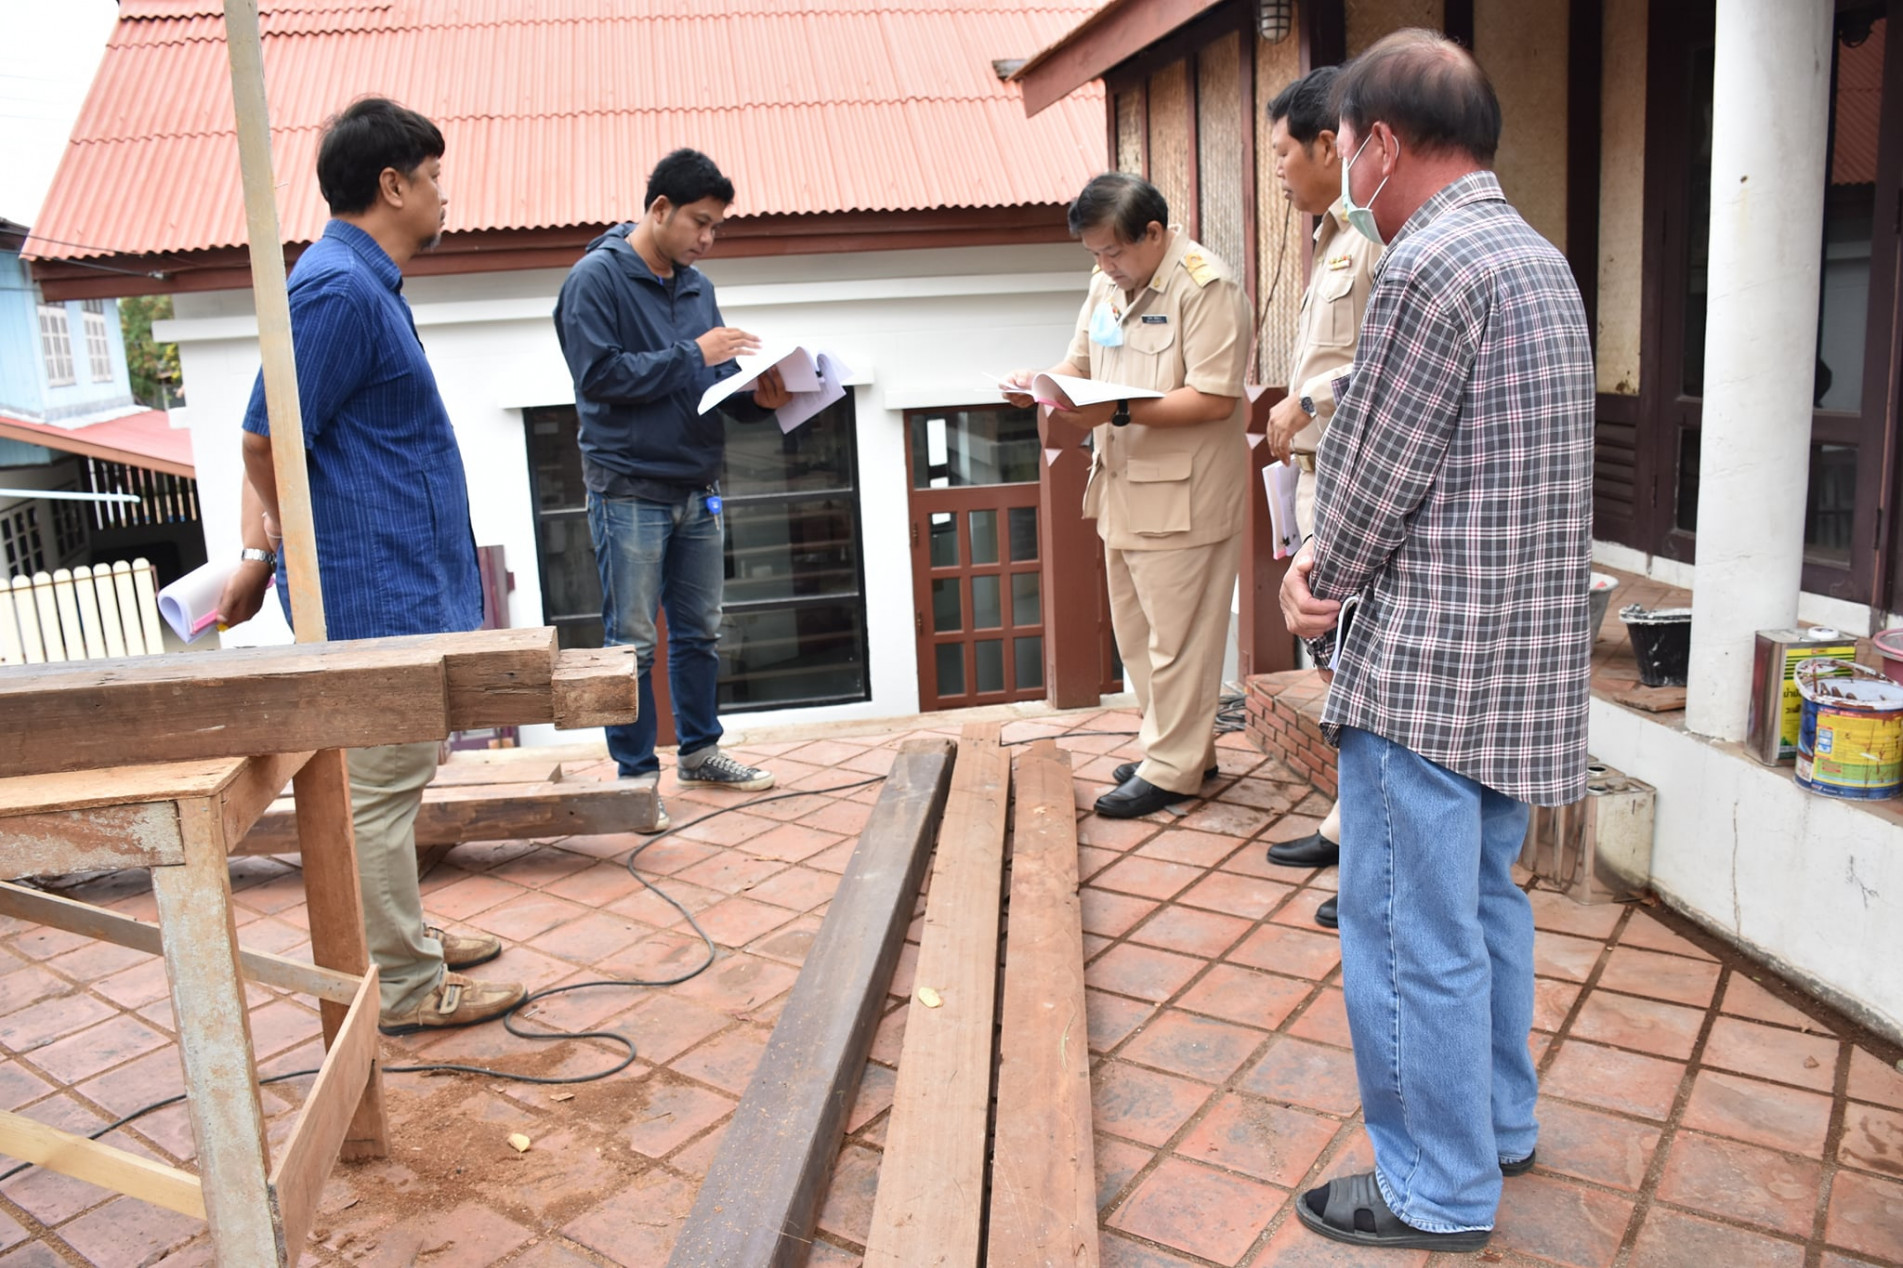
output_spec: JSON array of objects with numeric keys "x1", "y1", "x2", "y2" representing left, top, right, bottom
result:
[{"x1": 1, "y1": 708, "x2": 1900, "y2": 1266}]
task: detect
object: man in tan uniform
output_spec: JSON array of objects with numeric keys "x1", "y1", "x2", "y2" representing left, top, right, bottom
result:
[
  {"x1": 1262, "y1": 67, "x2": 1380, "y2": 916},
  {"x1": 1009, "y1": 172, "x2": 1252, "y2": 819}
]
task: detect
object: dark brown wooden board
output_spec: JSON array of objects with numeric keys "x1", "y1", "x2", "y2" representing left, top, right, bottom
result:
[
  {"x1": 667, "y1": 737, "x2": 955, "y2": 1268},
  {"x1": 986, "y1": 740, "x2": 1098, "y2": 1268}
]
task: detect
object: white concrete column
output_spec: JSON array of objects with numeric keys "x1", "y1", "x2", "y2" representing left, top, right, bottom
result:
[{"x1": 1685, "y1": 0, "x2": 1833, "y2": 741}]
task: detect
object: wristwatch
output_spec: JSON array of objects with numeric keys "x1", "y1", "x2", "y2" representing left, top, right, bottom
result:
[
  {"x1": 1299, "y1": 395, "x2": 1317, "y2": 418},
  {"x1": 1111, "y1": 399, "x2": 1131, "y2": 427},
  {"x1": 241, "y1": 546, "x2": 277, "y2": 570}
]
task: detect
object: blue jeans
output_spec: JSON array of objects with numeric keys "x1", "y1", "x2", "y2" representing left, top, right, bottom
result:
[
  {"x1": 587, "y1": 491, "x2": 725, "y2": 777},
  {"x1": 1336, "y1": 726, "x2": 1538, "y2": 1233}
]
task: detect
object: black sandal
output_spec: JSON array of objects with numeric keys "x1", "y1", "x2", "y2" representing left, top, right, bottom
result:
[{"x1": 1294, "y1": 1170, "x2": 1492, "y2": 1252}]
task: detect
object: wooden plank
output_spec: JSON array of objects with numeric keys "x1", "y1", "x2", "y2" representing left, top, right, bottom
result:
[
  {"x1": 234, "y1": 775, "x2": 659, "y2": 855},
  {"x1": 0, "y1": 1108, "x2": 205, "y2": 1219},
  {"x1": 864, "y1": 724, "x2": 1010, "y2": 1268},
  {"x1": 219, "y1": 750, "x2": 313, "y2": 850},
  {"x1": 269, "y1": 967, "x2": 379, "y2": 1253},
  {"x1": 441, "y1": 627, "x2": 558, "y2": 726},
  {"x1": 0, "y1": 880, "x2": 360, "y2": 1004},
  {"x1": 0, "y1": 756, "x2": 254, "y2": 816},
  {"x1": 550, "y1": 646, "x2": 639, "y2": 728},
  {"x1": 0, "y1": 802, "x2": 184, "y2": 874},
  {"x1": 294, "y1": 749, "x2": 388, "y2": 1161},
  {"x1": 153, "y1": 800, "x2": 280, "y2": 1263},
  {"x1": 668, "y1": 738, "x2": 956, "y2": 1268},
  {"x1": 427, "y1": 758, "x2": 562, "y2": 787},
  {"x1": 987, "y1": 741, "x2": 1098, "y2": 1268}
]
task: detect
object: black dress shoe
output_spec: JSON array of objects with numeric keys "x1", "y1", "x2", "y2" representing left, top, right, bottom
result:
[
  {"x1": 1111, "y1": 760, "x2": 1221, "y2": 787},
  {"x1": 1314, "y1": 896, "x2": 1338, "y2": 929},
  {"x1": 1266, "y1": 831, "x2": 1342, "y2": 869},
  {"x1": 1500, "y1": 1149, "x2": 1537, "y2": 1177},
  {"x1": 1093, "y1": 775, "x2": 1192, "y2": 819}
]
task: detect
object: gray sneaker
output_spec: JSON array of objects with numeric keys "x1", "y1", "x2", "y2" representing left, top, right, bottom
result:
[{"x1": 678, "y1": 748, "x2": 775, "y2": 792}]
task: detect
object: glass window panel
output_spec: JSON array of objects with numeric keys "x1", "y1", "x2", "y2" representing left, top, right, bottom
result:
[
  {"x1": 932, "y1": 577, "x2": 962, "y2": 632},
  {"x1": 723, "y1": 497, "x2": 860, "y2": 604},
  {"x1": 1015, "y1": 636, "x2": 1044, "y2": 690},
  {"x1": 929, "y1": 512, "x2": 959, "y2": 567},
  {"x1": 971, "y1": 575, "x2": 1001, "y2": 629},
  {"x1": 970, "y1": 509, "x2": 999, "y2": 565},
  {"x1": 721, "y1": 397, "x2": 855, "y2": 496},
  {"x1": 935, "y1": 643, "x2": 965, "y2": 697},
  {"x1": 1815, "y1": 13, "x2": 1885, "y2": 412},
  {"x1": 1805, "y1": 442, "x2": 1858, "y2": 564},
  {"x1": 1681, "y1": 44, "x2": 1715, "y2": 398},
  {"x1": 975, "y1": 639, "x2": 1005, "y2": 693},
  {"x1": 537, "y1": 513, "x2": 601, "y2": 622},
  {"x1": 1008, "y1": 506, "x2": 1039, "y2": 561},
  {"x1": 716, "y1": 601, "x2": 865, "y2": 708},
  {"x1": 1011, "y1": 572, "x2": 1041, "y2": 626},
  {"x1": 907, "y1": 406, "x2": 1041, "y2": 487},
  {"x1": 1675, "y1": 430, "x2": 1701, "y2": 534},
  {"x1": 525, "y1": 409, "x2": 587, "y2": 511}
]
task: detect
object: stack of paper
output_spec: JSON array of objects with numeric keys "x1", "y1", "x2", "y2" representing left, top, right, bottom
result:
[
  {"x1": 1263, "y1": 460, "x2": 1302, "y2": 559},
  {"x1": 988, "y1": 372, "x2": 1164, "y2": 410},
  {"x1": 699, "y1": 344, "x2": 855, "y2": 434}
]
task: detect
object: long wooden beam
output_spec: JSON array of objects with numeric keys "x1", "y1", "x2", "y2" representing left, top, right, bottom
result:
[
  {"x1": 987, "y1": 741, "x2": 1099, "y2": 1268},
  {"x1": 269, "y1": 968, "x2": 380, "y2": 1254},
  {"x1": 0, "y1": 629, "x2": 634, "y2": 777},
  {"x1": 668, "y1": 737, "x2": 956, "y2": 1268},
  {"x1": 0, "y1": 1109, "x2": 205, "y2": 1219},
  {"x1": 864, "y1": 724, "x2": 1010, "y2": 1268}
]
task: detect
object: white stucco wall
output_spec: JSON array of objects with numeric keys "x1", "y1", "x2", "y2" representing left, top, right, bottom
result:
[
  {"x1": 162, "y1": 240, "x2": 1093, "y2": 742},
  {"x1": 1589, "y1": 698, "x2": 1902, "y2": 1043}
]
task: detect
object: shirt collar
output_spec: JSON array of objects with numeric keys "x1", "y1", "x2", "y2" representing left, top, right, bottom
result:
[
  {"x1": 1146, "y1": 225, "x2": 1191, "y2": 293},
  {"x1": 1314, "y1": 200, "x2": 1350, "y2": 245},
  {"x1": 1387, "y1": 169, "x2": 1505, "y2": 253},
  {"x1": 323, "y1": 220, "x2": 403, "y2": 292}
]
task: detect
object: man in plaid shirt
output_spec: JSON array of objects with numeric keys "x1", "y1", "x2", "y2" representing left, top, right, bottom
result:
[{"x1": 1280, "y1": 30, "x2": 1594, "y2": 1253}]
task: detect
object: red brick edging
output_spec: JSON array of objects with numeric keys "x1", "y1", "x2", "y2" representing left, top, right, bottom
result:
[{"x1": 1243, "y1": 670, "x2": 1338, "y2": 801}]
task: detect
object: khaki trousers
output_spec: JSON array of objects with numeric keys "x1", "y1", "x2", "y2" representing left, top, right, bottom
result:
[
  {"x1": 1106, "y1": 532, "x2": 1242, "y2": 795},
  {"x1": 346, "y1": 742, "x2": 447, "y2": 1016}
]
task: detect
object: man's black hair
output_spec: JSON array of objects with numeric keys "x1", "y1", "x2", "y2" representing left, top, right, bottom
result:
[
  {"x1": 645, "y1": 149, "x2": 736, "y2": 212},
  {"x1": 316, "y1": 97, "x2": 445, "y2": 216},
  {"x1": 1267, "y1": 65, "x2": 1341, "y2": 147},
  {"x1": 1067, "y1": 172, "x2": 1169, "y2": 243},
  {"x1": 1333, "y1": 28, "x2": 1501, "y2": 164}
]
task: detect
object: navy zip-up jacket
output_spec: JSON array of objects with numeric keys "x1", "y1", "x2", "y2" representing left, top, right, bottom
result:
[{"x1": 553, "y1": 224, "x2": 768, "y2": 496}]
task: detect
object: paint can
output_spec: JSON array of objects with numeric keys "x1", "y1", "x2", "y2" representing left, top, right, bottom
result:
[
  {"x1": 1746, "y1": 627, "x2": 1857, "y2": 765},
  {"x1": 1794, "y1": 659, "x2": 1903, "y2": 800},
  {"x1": 1872, "y1": 627, "x2": 1903, "y2": 687}
]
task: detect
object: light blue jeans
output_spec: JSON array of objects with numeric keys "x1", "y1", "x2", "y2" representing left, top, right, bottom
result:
[
  {"x1": 587, "y1": 491, "x2": 726, "y2": 778},
  {"x1": 1336, "y1": 726, "x2": 1538, "y2": 1233}
]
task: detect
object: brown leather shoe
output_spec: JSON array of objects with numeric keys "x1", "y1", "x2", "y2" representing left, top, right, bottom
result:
[
  {"x1": 379, "y1": 973, "x2": 525, "y2": 1036},
  {"x1": 426, "y1": 925, "x2": 501, "y2": 970}
]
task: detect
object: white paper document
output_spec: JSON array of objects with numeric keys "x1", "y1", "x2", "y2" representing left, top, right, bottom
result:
[
  {"x1": 1263, "y1": 460, "x2": 1303, "y2": 560},
  {"x1": 698, "y1": 343, "x2": 852, "y2": 433},
  {"x1": 1331, "y1": 594, "x2": 1362, "y2": 670},
  {"x1": 158, "y1": 558, "x2": 273, "y2": 643},
  {"x1": 987, "y1": 371, "x2": 1165, "y2": 410}
]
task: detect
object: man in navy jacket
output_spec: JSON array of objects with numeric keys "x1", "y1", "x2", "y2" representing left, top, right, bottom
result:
[{"x1": 554, "y1": 149, "x2": 788, "y2": 829}]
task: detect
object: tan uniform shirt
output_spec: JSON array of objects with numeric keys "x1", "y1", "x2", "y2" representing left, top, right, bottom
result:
[
  {"x1": 1287, "y1": 201, "x2": 1381, "y2": 455},
  {"x1": 1064, "y1": 230, "x2": 1252, "y2": 552}
]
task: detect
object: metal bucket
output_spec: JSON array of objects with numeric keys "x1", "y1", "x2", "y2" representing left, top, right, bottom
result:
[
  {"x1": 1794, "y1": 659, "x2": 1903, "y2": 800},
  {"x1": 1620, "y1": 605, "x2": 1692, "y2": 687}
]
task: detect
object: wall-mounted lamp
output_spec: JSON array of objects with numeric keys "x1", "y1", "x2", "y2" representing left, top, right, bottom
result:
[{"x1": 1257, "y1": 0, "x2": 1293, "y2": 42}]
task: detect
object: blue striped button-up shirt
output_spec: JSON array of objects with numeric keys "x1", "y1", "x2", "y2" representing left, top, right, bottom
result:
[
  {"x1": 1308, "y1": 171, "x2": 1595, "y2": 807},
  {"x1": 242, "y1": 221, "x2": 482, "y2": 641}
]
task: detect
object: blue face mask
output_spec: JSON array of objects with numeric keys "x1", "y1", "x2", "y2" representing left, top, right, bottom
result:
[
  {"x1": 1342, "y1": 132, "x2": 1396, "y2": 247},
  {"x1": 1089, "y1": 301, "x2": 1124, "y2": 347}
]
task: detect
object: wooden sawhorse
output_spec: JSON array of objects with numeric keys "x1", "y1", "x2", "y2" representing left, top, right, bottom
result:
[{"x1": 0, "y1": 748, "x2": 386, "y2": 1264}]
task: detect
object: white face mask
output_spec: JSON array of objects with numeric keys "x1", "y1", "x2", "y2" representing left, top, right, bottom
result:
[{"x1": 1342, "y1": 132, "x2": 1396, "y2": 246}]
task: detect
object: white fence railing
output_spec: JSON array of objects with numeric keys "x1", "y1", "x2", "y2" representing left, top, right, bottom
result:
[{"x1": 0, "y1": 560, "x2": 166, "y2": 665}]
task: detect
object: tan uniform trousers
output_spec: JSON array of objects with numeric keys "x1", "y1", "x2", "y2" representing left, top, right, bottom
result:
[
  {"x1": 1106, "y1": 532, "x2": 1242, "y2": 796},
  {"x1": 345, "y1": 741, "x2": 448, "y2": 1016}
]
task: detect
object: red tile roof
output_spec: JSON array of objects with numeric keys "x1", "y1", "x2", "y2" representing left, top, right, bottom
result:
[
  {"x1": 28, "y1": 0, "x2": 1107, "y2": 264},
  {"x1": 0, "y1": 411, "x2": 193, "y2": 479}
]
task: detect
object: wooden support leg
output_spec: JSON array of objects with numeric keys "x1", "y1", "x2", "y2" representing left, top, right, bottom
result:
[
  {"x1": 153, "y1": 802, "x2": 283, "y2": 1265},
  {"x1": 293, "y1": 748, "x2": 388, "y2": 1160}
]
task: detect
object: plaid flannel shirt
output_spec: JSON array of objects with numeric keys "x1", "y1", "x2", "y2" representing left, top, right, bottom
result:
[{"x1": 1307, "y1": 171, "x2": 1595, "y2": 807}]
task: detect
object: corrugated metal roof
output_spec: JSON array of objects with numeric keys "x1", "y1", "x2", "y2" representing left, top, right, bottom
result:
[
  {"x1": 30, "y1": 0, "x2": 1106, "y2": 262},
  {"x1": 0, "y1": 411, "x2": 193, "y2": 479}
]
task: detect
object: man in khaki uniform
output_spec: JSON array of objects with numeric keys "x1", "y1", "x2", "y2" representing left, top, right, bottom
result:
[
  {"x1": 1009, "y1": 172, "x2": 1252, "y2": 819},
  {"x1": 1262, "y1": 67, "x2": 1380, "y2": 914}
]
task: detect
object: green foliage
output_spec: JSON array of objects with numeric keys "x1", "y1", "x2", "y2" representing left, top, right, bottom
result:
[{"x1": 119, "y1": 294, "x2": 185, "y2": 409}]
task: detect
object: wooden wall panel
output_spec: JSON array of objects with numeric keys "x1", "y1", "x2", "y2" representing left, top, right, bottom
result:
[
  {"x1": 1116, "y1": 89, "x2": 1147, "y2": 175},
  {"x1": 1346, "y1": 0, "x2": 1444, "y2": 55},
  {"x1": 1148, "y1": 61, "x2": 1194, "y2": 227},
  {"x1": 1255, "y1": 30, "x2": 1306, "y2": 384},
  {"x1": 1197, "y1": 31, "x2": 1247, "y2": 273}
]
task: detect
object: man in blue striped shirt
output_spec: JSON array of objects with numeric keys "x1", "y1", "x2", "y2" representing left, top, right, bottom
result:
[{"x1": 228, "y1": 98, "x2": 524, "y2": 1035}]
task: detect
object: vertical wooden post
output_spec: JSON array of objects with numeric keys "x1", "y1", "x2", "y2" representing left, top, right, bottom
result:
[
  {"x1": 1038, "y1": 441, "x2": 1103, "y2": 708},
  {"x1": 154, "y1": 802, "x2": 281, "y2": 1264},
  {"x1": 293, "y1": 750, "x2": 388, "y2": 1160},
  {"x1": 1238, "y1": 386, "x2": 1297, "y2": 677},
  {"x1": 222, "y1": 0, "x2": 324, "y2": 641}
]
